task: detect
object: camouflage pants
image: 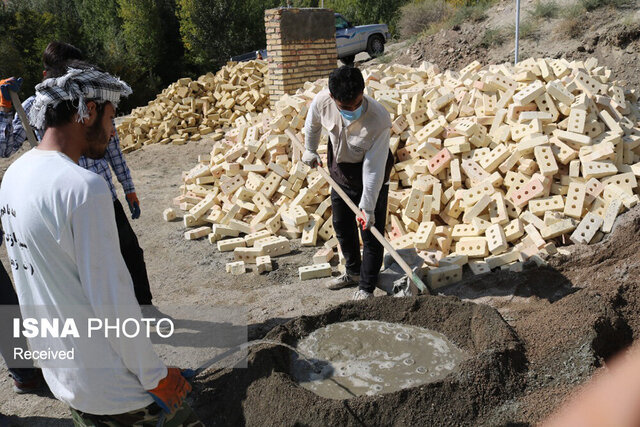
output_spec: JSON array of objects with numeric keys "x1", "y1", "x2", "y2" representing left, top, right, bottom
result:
[{"x1": 70, "y1": 402, "x2": 204, "y2": 427}]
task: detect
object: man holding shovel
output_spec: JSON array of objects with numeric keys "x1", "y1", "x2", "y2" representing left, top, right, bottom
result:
[{"x1": 302, "y1": 66, "x2": 393, "y2": 300}]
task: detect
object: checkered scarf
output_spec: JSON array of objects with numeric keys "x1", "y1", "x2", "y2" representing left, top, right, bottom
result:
[{"x1": 29, "y1": 67, "x2": 132, "y2": 129}]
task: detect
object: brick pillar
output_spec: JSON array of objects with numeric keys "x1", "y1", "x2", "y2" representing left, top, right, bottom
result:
[{"x1": 265, "y1": 8, "x2": 337, "y2": 106}]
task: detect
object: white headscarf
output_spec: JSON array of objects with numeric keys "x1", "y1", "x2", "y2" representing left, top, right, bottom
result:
[{"x1": 29, "y1": 67, "x2": 132, "y2": 129}]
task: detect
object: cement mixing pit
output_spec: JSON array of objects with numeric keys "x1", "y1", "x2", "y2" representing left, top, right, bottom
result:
[
  {"x1": 194, "y1": 296, "x2": 527, "y2": 426},
  {"x1": 290, "y1": 320, "x2": 469, "y2": 399}
]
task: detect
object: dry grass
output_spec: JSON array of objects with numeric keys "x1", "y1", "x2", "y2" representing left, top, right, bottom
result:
[{"x1": 398, "y1": 0, "x2": 452, "y2": 39}]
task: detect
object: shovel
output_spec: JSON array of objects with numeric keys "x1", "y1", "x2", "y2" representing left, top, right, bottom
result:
[
  {"x1": 284, "y1": 129, "x2": 430, "y2": 296},
  {"x1": 8, "y1": 90, "x2": 38, "y2": 148}
]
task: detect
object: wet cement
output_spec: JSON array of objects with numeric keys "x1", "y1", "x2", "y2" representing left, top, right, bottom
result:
[{"x1": 291, "y1": 320, "x2": 468, "y2": 399}]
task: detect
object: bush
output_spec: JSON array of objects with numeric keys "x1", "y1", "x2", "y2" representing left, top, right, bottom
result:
[
  {"x1": 449, "y1": 1, "x2": 491, "y2": 27},
  {"x1": 508, "y1": 19, "x2": 538, "y2": 40},
  {"x1": 555, "y1": 17, "x2": 585, "y2": 38},
  {"x1": 555, "y1": 2, "x2": 586, "y2": 38},
  {"x1": 398, "y1": 0, "x2": 451, "y2": 38},
  {"x1": 481, "y1": 27, "x2": 506, "y2": 47},
  {"x1": 529, "y1": 0, "x2": 559, "y2": 19},
  {"x1": 560, "y1": 2, "x2": 586, "y2": 18}
]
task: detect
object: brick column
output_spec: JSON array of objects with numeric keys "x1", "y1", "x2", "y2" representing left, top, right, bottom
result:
[{"x1": 265, "y1": 8, "x2": 337, "y2": 106}]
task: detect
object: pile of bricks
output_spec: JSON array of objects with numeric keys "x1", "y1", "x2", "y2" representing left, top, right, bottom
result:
[
  {"x1": 117, "y1": 60, "x2": 269, "y2": 153},
  {"x1": 167, "y1": 56, "x2": 640, "y2": 288}
]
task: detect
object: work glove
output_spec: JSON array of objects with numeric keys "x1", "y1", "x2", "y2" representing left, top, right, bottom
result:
[
  {"x1": 302, "y1": 149, "x2": 322, "y2": 168},
  {"x1": 147, "y1": 367, "x2": 192, "y2": 414},
  {"x1": 0, "y1": 77, "x2": 22, "y2": 109},
  {"x1": 357, "y1": 209, "x2": 374, "y2": 231},
  {"x1": 125, "y1": 192, "x2": 141, "y2": 219}
]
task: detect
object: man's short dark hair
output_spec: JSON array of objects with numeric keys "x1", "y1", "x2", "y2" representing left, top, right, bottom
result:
[
  {"x1": 42, "y1": 41, "x2": 84, "y2": 76},
  {"x1": 329, "y1": 66, "x2": 365, "y2": 104},
  {"x1": 44, "y1": 100, "x2": 106, "y2": 130}
]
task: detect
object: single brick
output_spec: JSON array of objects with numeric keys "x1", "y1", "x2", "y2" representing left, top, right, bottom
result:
[
  {"x1": 185, "y1": 226, "x2": 211, "y2": 240},
  {"x1": 255, "y1": 236, "x2": 291, "y2": 257},
  {"x1": 299, "y1": 263, "x2": 332, "y2": 280},
  {"x1": 563, "y1": 182, "x2": 587, "y2": 219},
  {"x1": 427, "y1": 264, "x2": 462, "y2": 289},
  {"x1": 163, "y1": 208, "x2": 177, "y2": 222},
  {"x1": 256, "y1": 255, "x2": 272, "y2": 273},
  {"x1": 454, "y1": 237, "x2": 488, "y2": 258},
  {"x1": 427, "y1": 148, "x2": 453, "y2": 175},
  {"x1": 414, "y1": 221, "x2": 436, "y2": 250},
  {"x1": 485, "y1": 224, "x2": 508, "y2": 255},
  {"x1": 510, "y1": 178, "x2": 545, "y2": 208},
  {"x1": 226, "y1": 261, "x2": 245, "y2": 275},
  {"x1": 217, "y1": 237, "x2": 246, "y2": 252}
]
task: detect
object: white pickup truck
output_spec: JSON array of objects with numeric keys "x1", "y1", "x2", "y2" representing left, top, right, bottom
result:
[{"x1": 335, "y1": 13, "x2": 391, "y2": 65}]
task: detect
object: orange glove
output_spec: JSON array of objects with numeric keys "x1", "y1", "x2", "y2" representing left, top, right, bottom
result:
[
  {"x1": 0, "y1": 77, "x2": 22, "y2": 109},
  {"x1": 147, "y1": 367, "x2": 192, "y2": 414},
  {"x1": 125, "y1": 192, "x2": 140, "y2": 219}
]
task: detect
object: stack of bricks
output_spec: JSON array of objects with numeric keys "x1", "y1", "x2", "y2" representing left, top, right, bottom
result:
[
  {"x1": 265, "y1": 8, "x2": 337, "y2": 106},
  {"x1": 167, "y1": 56, "x2": 640, "y2": 287},
  {"x1": 117, "y1": 60, "x2": 269, "y2": 153}
]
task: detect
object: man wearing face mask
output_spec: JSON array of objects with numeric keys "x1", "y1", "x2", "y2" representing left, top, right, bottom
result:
[{"x1": 302, "y1": 66, "x2": 393, "y2": 301}]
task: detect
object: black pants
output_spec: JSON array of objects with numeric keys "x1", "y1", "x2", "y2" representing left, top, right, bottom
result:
[
  {"x1": 113, "y1": 200, "x2": 153, "y2": 305},
  {"x1": 331, "y1": 183, "x2": 389, "y2": 293},
  {"x1": 0, "y1": 260, "x2": 38, "y2": 382}
]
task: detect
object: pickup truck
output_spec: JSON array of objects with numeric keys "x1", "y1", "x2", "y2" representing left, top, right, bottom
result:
[
  {"x1": 231, "y1": 12, "x2": 391, "y2": 65},
  {"x1": 334, "y1": 13, "x2": 391, "y2": 65}
]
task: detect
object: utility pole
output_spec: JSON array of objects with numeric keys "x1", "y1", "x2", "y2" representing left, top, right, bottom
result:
[{"x1": 515, "y1": 0, "x2": 520, "y2": 64}]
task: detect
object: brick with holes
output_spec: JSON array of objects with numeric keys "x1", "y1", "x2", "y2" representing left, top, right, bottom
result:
[
  {"x1": 510, "y1": 178, "x2": 544, "y2": 208},
  {"x1": 427, "y1": 148, "x2": 453, "y2": 175},
  {"x1": 570, "y1": 212, "x2": 604, "y2": 245}
]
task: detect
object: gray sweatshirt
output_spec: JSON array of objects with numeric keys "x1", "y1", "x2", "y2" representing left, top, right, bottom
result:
[{"x1": 304, "y1": 89, "x2": 391, "y2": 212}]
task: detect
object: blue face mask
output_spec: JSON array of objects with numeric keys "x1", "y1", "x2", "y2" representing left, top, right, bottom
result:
[{"x1": 339, "y1": 104, "x2": 363, "y2": 122}]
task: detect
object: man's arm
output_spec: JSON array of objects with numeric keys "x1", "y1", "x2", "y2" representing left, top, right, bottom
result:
[
  {"x1": 71, "y1": 190, "x2": 165, "y2": 389},
  {"x1": 104, "y1": 124, "x2": 135, "y2": 195},
  {"x1": 303, "y1": 95, "x2": 323, "y2": 152},
  {"x1": 359, "y1": 127, "x2": 391, "y2": 213}
]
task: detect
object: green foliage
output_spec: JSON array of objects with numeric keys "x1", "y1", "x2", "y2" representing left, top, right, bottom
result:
[
  {"x1": 397, "y1": 0, "x2": 451, "y2": 38},
  {"x1": 560, "y1": 2, "x2": 587, "y2": 18},
  {"x1": 0, "y1": 0, "x2": 423, "y2": 112},
  {"x1": 529, "y1": 0, "x2": 559, "y2": 19},
  {"x1": 480, "y1": 27, "x2": 506, "y2": 47},
  {"x1": 449, "y1": 0, "x2": 491, "y2": 27},
  {"x1": 555, "y1": 2, "x2": 586, "y2": 39},
  {"x1": 508, "y1": 19, "x2": 538, "y2": 40}
]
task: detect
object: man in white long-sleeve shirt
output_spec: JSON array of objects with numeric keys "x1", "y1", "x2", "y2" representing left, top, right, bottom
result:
[
  {"x1": 0, "y1": 65, "x2": 200, "y2": 425},
  {"x1": 302, "y1": 66, "x2": 393, "y2": 300}
]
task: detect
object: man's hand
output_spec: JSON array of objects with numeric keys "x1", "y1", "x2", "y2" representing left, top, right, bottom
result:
[
  {"x1": 147, "y1": 367, "x2": 192, "y2": 414},
  {"x1": 0, "y1": 77, "x2": 22, "y2": 109},
  {"x1": 357, "y1": 209, "x2": 374, "y2": 231},
  {"x1": 125, "y1": 192, "x2": 141, "y2": 219},
  {"x1": 302, "y1": 149, "x2": 322, "y2": 168}
]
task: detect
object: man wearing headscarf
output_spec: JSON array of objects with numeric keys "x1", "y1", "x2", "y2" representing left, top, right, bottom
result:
[
  {"x1": 0, "y1": 41, "x2": 154, "y2": 310},
  {"x1": 0, "y1": 64, "x2": 202, "y2": 426}
]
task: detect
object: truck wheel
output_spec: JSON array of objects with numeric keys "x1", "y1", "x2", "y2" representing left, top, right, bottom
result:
[
  {"x1": 340, "y1": 55, "x2": 355, "y2": 66},
  {"x1": 367, "y1": 35, "x2": 385, "y2": 58}
]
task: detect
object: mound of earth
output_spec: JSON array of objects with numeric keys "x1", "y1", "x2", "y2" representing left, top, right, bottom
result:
[{"x1": 192, "y1": 296, "x2": 526, "y2": 426}]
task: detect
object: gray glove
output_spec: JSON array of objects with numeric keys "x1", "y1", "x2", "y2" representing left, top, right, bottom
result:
[
  {"x1": 358, "y1": 209, "x2": 375, "y2": 230},
  {"x1": 302, "y1": 149, "x2": 322, "y2": 168}
]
